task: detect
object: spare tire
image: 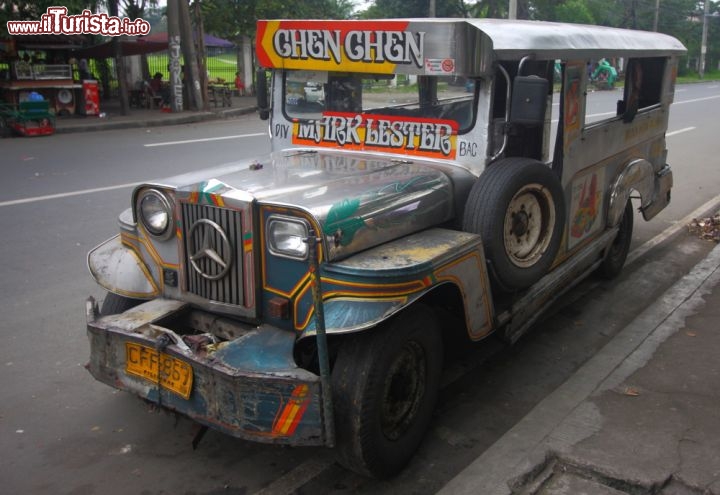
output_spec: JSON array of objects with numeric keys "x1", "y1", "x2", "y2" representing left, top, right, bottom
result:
[{"x1": 463, "y1": 157, "x2": 565, "y2": 291}]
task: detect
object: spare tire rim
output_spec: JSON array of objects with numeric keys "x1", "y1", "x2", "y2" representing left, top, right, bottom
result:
[
  {"x1": 380, "y1": 341, "x2": 426, "y2": 441},
  {"x1": 504, "y1": 184, "x2": 556, "y2": 268}
]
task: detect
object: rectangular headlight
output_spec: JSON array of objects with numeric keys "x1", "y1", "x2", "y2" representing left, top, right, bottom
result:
[{"x1": 267, "y1": 216, "x2": 309, "y2": 260}]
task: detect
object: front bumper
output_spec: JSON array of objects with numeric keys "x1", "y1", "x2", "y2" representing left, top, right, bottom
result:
[{"x1": 85, "y1": 297, "x2": 326, "y2": 445}]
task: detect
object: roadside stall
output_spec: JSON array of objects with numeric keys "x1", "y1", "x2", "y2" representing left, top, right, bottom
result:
[{"x1": 0, "y1": 35, "x2": 87, "y2": 117}]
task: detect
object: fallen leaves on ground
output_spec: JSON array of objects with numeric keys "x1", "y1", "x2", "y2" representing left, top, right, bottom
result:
[
  {"x1": 688, "y1": 214, "x2": 720, "y2": 242},
  {"x1": 621, "y1": 386, "x2": 640, "y2": 397}
]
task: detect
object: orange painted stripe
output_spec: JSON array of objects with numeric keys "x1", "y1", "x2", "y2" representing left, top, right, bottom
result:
[
  {"x1": 272, "y1": 384, "x2": 310, "y2": 436},
  {"x1": 285, "y1": 400, "x2": 310, "y2": 436}
]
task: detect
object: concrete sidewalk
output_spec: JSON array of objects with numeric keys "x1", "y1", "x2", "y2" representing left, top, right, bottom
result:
[
  {"x1": 439, "y1": 242, "x2": 720, "y2": 495},
  {"x1": 53, "y1": 93, "x2": 258, "y2": 134}
]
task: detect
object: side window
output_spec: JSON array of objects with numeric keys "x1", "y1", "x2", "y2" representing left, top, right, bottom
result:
[
  {"x1": 584, "y1": 58, "x2": 617, "y2": 126},
  {"x1": 618, "y1": 57, "x2": 666, "y2": 123},
  {"x1": 584, "y1": 57, "x2": 666, "y2": 126}
]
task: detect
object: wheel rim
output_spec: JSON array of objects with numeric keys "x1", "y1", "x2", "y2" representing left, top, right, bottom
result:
[
  {"x1": 504, "y1": 184, "x2": 556, "y2": 268},
  {"x1": 380, "y1": 341, "x2": 426, "y2": 441}
]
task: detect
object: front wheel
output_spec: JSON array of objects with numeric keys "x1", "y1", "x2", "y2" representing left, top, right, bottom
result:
[{"x1": 332, "y1": 305, "x2": 443, "y2": 478}]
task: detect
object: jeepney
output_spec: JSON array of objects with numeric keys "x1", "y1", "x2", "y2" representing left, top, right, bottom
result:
[{"x1": 85, "y1": 19, "x2": 686, "y2": 478}]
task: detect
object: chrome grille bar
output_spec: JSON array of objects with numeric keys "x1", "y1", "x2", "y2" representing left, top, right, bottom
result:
[{"x1": 182, "y1": 203, "x2": 243, "y2": 306}]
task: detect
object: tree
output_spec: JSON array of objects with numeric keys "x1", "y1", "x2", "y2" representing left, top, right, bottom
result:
[
  {"x1": 554, "y1": 0, "x2": 595, "y2": 24},
  {"x1": 359, "y1": 0, "x2": 467, "y2": 18},
  {"x1": 202, "y1": 0, "x2": 355, "y2": 41}
]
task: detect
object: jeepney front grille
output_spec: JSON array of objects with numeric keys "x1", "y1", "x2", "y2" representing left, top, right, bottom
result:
[{"x1": 182, "y1": 203, "x2": 244, "y2": 306}]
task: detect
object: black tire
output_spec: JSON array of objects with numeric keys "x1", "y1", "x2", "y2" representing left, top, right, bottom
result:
[
  {"x1": 598, "y1": 199, "x2": 634, "y2": 279},
  {"x1": 462, "y1": 157, "x2": 565, "y2": 291},
  {"x1": 332, "y1": 305, "x2": 443, "y2": 479},
  {"x1": 101, "y1": 292, "x2": 143, "y2": 316},
  {"x1": 0, "y1": 117, "x2": 10, "y2": 138}
]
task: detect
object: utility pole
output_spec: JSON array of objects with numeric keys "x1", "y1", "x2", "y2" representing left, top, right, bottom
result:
[
  {"x1": 700, "y1": 0, "x2": 710, "y2": 78},
  {"x1": 653, "y1": 0, "x2": 660, "y2": 31},
  {"x1": 509, "y1": 0, "x2": 517, "y2": 19},
  {"x1": 429, "y1": 0, "x2": 436, "y2": 17}
]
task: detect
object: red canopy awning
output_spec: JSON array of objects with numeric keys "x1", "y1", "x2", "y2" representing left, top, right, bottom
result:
[
  {"x1": 142, "y1": 32, "x2": 234, "y2": 48},
  {"x1": 73, "y1": 39, "x2": 168, "y2": 59}
]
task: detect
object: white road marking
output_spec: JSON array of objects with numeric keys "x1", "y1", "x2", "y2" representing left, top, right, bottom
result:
[
  {"x1": 0, "y1": 182, "x2": 141, "y2": 208},
  {"x1": 144, "y1": 132, "x2": 266, "y2": 147},
  {"x1": 674, "y1": 94, "x2": 720, "y2": 105},
  {"x1": 667, "y1": 126, "x2": 695, "y2": 137}
]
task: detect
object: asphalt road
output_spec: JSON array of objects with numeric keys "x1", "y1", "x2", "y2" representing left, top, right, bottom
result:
[{"x1": 0, "y1": 82, "x2": 718, "y2": 495}]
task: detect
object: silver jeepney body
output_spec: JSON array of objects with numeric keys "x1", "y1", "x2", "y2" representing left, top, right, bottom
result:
[{"x1": 86, "y1": 19, "x2": 686, "y2": 447}]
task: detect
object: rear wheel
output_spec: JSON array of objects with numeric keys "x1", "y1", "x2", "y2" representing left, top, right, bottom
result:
[
  {"x1": 332, "y1": 305, "x2": 443, "y2": 478},
  {"x1": 598, "y1": 199, "x2": 634, "y2": 279},
  {"x1": 100, "y1": 292, "x2": 143, "y2": 316},
  {"x1": 0, "y1": 116, "x2": 10, "y2": 138}
]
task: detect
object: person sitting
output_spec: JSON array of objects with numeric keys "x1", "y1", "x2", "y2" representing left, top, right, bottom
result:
[
  {"x1": 150, "y1": 72, "x2": 163, "y2": 93},
  {"x1": 148, "y1": 72, "x2": 167, "y2": 108}
]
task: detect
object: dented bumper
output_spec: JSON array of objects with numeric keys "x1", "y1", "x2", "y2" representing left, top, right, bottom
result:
[{"x1": 85, "y1": 298, "x2": 326, "y2": 445}]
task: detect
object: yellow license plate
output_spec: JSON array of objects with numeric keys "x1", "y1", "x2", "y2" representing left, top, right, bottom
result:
[{"x1": 125, "y1": 343, "x2": 193, "y2": 399}]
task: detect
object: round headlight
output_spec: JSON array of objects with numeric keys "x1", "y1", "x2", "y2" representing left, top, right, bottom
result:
[
  {"x1": 138, "y1": 190, "x2": 172, "y2": 238},
  {"x1": 267, "y1": 217, "x2": 309, "y2": 260}
]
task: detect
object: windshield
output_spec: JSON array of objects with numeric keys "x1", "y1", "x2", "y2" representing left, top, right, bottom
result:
[{"x1": 283, "y1": 70, "x2": 476, "y2": 133}]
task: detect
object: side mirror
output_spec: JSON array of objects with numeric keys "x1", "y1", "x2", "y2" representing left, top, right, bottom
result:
[
  {"x1": 510, "y1": 76, "x2": 549, "y2": 126},
  {"x1": 256, "y1": 68, "x2": 270, "y2": 120}
]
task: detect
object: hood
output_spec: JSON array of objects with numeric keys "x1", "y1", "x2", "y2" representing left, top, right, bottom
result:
[{"x1": 157, "y1": 149, "x2": 456, "y2": 261}]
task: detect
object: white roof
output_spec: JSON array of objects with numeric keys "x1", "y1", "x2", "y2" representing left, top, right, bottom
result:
[{"x1": 448, "y1": 18, "x2": 686, "y2": 59}]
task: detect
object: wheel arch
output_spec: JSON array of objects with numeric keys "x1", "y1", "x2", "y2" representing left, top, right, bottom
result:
[
  {"x1": 607, "y1": 158, "x2": 653, "y2": 227},
  {"x1": 299, "y1": 278, "x2": 492, "y2": 344}
]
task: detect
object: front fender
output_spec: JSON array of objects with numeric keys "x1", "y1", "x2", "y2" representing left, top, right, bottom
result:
[
  {"x1": 301, "y1": 293, "x2": 424, "y2": 337},
  {"x1": 299, "y1": 228, "x2": 494, "y2": 341},
  {"x1": 87, "y1": 235, "x2": 159, "y2": 299}
]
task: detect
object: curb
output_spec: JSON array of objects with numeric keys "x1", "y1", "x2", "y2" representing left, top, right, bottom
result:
[
  {"x1": 54, "y1": 106, "x2": 257, "y2": 134},
  {"x1": 437, "y1": 241, "x2": 720, "y2": 495}
]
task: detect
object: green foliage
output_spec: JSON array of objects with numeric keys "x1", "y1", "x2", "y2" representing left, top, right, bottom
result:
[
  {"x1": 201, "y1": 0, "x2": 355, "y2": 40},
  {"x1": 554, "y1": 0, "x2": 595, "y2": 24},
  {"x1": 358, "y1": 0, "x2": 467, "y2": 18}
]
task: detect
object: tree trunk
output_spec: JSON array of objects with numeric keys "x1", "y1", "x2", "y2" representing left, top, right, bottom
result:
[
  {"x1": 194, "y1": 0, "x2": 209, "y2": 111},
  {"x1": 179, "y1": 0, "x2": 203, "y2": 111},
  {"x1": 109, "y1": 0, "x2": 129, "y2": 115},
  {"x1": 167, "y1": 0, "x2": 183, "y2": 112},
  {"x1": 243, "y1": 35, "x2": 253, "y2": 95}
]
